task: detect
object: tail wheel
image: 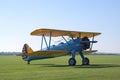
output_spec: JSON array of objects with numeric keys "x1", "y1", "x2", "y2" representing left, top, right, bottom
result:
[
  {"x1": 82, "y1": 57, "x2": 89, "y2": 65},
  {"x1": 68, "y1": 58, "x2": 76, "y2": 66}
]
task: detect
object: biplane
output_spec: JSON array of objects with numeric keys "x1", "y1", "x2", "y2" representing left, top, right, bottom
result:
[{"x1": 22, "y1": 28, "x2": 101, "y2": 66}]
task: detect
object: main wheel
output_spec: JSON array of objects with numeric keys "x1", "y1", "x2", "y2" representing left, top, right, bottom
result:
[
  {"x1": 68, "y1": 58, "x2": 76, "y2": 66},
  {"x1": 82, "y1": 57, "x2": 89, "y2": 65}
]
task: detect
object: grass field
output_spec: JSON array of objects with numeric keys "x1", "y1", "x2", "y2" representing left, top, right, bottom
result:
[{"x1": 0, "y1": 55, "x2": 120, "y2": 80}]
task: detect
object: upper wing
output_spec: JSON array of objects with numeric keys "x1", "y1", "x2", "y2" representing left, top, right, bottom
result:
[{"x1": 31, "y1": 28, "x2": 101, "y2": 38}]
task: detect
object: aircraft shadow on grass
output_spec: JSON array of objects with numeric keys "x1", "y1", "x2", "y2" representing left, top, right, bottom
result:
[{"x1": 31, "y1": 63, "x2": 120, "y2": 68}]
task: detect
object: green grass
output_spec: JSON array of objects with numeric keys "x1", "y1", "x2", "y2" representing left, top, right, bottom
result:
[{"x1": 0, "y1": 55, "x2": 120, "y2": 80}]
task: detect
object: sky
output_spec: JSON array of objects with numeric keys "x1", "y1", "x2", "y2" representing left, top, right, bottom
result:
[{"x1": 0, "y1": 0, "x2": 120, "y2": 53}]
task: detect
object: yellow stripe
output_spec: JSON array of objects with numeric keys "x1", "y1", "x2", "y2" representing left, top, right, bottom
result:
[
  {"x1": 28, "y1": 50, "x2": 69, "y2": 57},
  {"x1": 27, "y1": 50, "x2": 97, "y2": 57}
]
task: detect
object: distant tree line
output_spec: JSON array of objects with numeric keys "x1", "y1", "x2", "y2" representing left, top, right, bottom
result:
[{"x1": 0, "y1": 52, "x2": 21, "y2": 55}]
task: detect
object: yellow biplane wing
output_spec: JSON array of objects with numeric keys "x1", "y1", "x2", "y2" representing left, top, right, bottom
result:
[{"x1": 31, "y1": 28, "x2": 101, "y2": 38}]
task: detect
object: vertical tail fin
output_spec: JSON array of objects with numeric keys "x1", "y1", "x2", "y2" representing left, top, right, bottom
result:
[{"x1": 22, "y1": 44, "x2": 33, "y2": 61}]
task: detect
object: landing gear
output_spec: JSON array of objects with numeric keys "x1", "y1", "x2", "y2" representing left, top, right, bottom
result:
[
  {"x1": 82, "y1": 57, "x2": 89, "y2": 65},
  {"x1": 68, "y1": 58, "x2": 76, "y2": 66},
  {"x1": 27, "y1": 60, "x2": 30, "y2": 64}
]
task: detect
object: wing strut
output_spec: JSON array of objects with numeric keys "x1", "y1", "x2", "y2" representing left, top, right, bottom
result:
[
  {"x1": 90, "y1": 34, "x2": 95, "y2": 51},
  {"x1": 43, "y1": 35, "x2": 49, "y2": 49},
  {"x1": 61, "y1": 36, "x2": 70, "y2": 46},
  {"x1": 40, "y1": 32, "x2": 52, "y2": 50},
  {"x1": 48, "y1": 32, "x2": 52, "y2": 50},
  {"x1": 41, "y1": 34, "x2": 44, "y2": 50}
]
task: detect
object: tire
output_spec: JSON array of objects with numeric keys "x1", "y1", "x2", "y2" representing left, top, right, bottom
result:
[
  {"x1": 82, "y1": 57, "x2": 89, "y2": 65},
  {"x1": 68, "y1": 58, "x2": 76, "y2": 66},
  {"x1": 27, "y1": 60, "x2": 30, "y2": 64}
]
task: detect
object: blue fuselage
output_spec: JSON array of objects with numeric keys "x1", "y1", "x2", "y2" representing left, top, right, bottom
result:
[
  {"x1": 26, "y1": 38, "x2": 83, "y2": 62},
  {"x1": 44, "y1": 38, "x2": 83, "y2": 52}
]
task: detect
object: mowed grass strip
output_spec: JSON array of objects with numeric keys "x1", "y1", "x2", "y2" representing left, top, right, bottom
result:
[{"x1": 0, "y1": 55, "x2": 120, "y2": 80}]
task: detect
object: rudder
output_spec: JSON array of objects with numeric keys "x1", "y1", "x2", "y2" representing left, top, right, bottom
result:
[{"x1": 22, "y1": 44, "x2": 33, "y2": 61}]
